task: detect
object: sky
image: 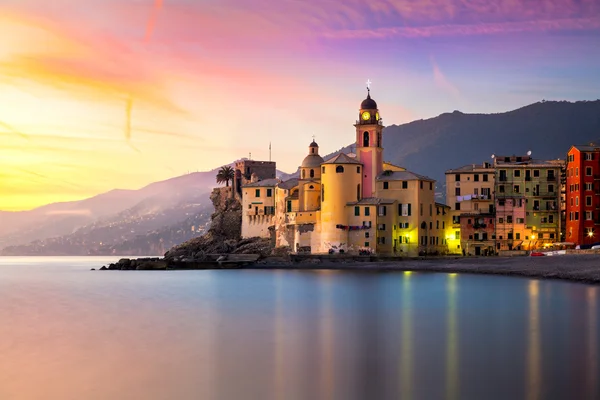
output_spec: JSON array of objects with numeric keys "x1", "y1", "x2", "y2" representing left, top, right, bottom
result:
[{"x1": 0, "y1": 0, "x2": 599, "y2": 211}]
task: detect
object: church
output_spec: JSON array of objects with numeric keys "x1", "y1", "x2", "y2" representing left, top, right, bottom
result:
[{"x1": 239, "y1": 89, "x2": 452, "y2": 256}]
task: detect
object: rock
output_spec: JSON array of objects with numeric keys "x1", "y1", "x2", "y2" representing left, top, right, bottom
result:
[
  {"x1": 135, "y1": 260, "x2": 168, "y2": 270},
  {"x1": 91, "y1": 268, "x2": 96, "y2": 271},
  {"x1": 100, "y1": 266, "x2": 108, "y2": 270},
  {"x1": 217, "y1": 255, "x2": 228, "y2": 262}
]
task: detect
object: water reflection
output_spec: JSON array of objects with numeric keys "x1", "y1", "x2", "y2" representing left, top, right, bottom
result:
[
  {"x1": 527, "y1": 280, "x2": 541, "y2": 400},
  {"x1": 400, "y1": 271, "x2": 413, "y2": 399},
  {"x1": 1, "y1": 258, "x2": 600, "y2": 400},
  {"x1": 446, "y1": 273, "x2": 459, "y2": 400},
  {"x1": 588, "y1": 287, "x2": 598, "y2": 399}
]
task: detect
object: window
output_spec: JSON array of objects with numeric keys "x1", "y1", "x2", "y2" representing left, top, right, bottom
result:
[
  {"x1": 383, "y1": 181, "x2": 389, "y2": 189},
  {"x1": 420, "y1": 203, "x2": 423, "y2": 216},
  {"x1": 402, "y1": 181, "x2": 408, "y2": 189},
  {"x1": 336, "y1": 166, "x2": 344, "y2": 173},
  {"x1": 354, "y1": 206, "x2": 360, "y2": 216},
  {"x1": 576, "y1": 167, "x2": 579, "y2": 176},
  {"x1": 378, "y1": 237, "x2": 386, "y2": 245},
  {"x1": 455, "y1": 188, "x2": 461, "y2": 196},
  {"x1": 365, "y1": 232, "x2": 370, "y2": 238},
  {"x1": 483, "y1": 174, "x2": 488, "y2": 182},
  {"x1": 507, "y1": 215, "x2": 513, "y2": 223},
  {"x1": 363, "y1": 131, "x2": 369, "y2": 147},
  {"x1": 517, "y1": 218, "x2": 524, "y2": 224},
  {"x1": 474, "y1": 203, "x2": 479, "y2": 211},
  {"x1": 576, "y1": 197, "x2": 579, "y2": 206},
  {"x1": 514, "y1": 170, "x2": 521, "y2": 177},
  {"x1": 587, "y1": 196, "x2": 593, "y2": 206},
  {"x1": 533, "y1": 170, "x2": 540, "y2": 177},
  {"x1": 429, "y1": 204, "x2": 433, "y2": 216},
  {"x1": 378, "y1": 206, "x2": 387, "y2": 216},
  {"x1": 474, "y1": 174, "x2": 479, "y2": 181},
  {"x1": 357, "y1": 184, "x2": 361, "y2": 201},
  {"x1": 575, "y1": 212, "x2": 579, "y2": 220},
  {"x1": 548, "y1": 184, "x2": 554, "y2": 193},
  {"x1": 365, "y1": 242, "x2": 370, "y2": 247},
  {"x1": 378, "y1": 224, "x2": 386, "y2": 231},
  {"x1": 266, "y1": 188, "x2": 272, "y2": 197},
  {"x1": 549, "y1": 215, "x2": 554, "y2": 223},
  {"x1": 586, "y1": 183, "x2": 593, "y2": 191},
  {"x1": 514, "y1": 185, "x2": 520, "y2": 193},
  {"x1": 365, "y1": 207, "x2": 370, "y2": 216},
  {"x1": 516, "y1": 233, "x2": 521, "y2": 240},
  {"x1": 468, "y1": 218, "x2": 472, "y2": 225},
  {"x1": 499, "y1": 199, "x2": 505, "y2": 206},
  {"x1": 310, "y1": 169, "x2": 315, "y2": 178},
  {"x1": 585, "y1": 153, "x2": 594, "y2": 161},
  {"x1": 430, "y1": 182, "x2": 433, "y2": 190},
  {"x1": 586, "y1": 211, "x2": 593, "y2": 220},
  {"x1": 455, "y1": 174, "x2": 460, "y2": 181},
  {"x1": 322, "y1": 185, "x2": 325, "y2": 202},
  {"x1": 499, "y1": 185, "x2": 505, "y2": 193},
  {"x1": 420, "y1": 181, "x2": 424, "y2": 189},
  {"x1": 586, "y1": 167, "x2": 593, "y2": 176},
  {"x1": 455, "y1": 231, "x2": 460, "y2": 240},
  {"x1": 255, "y1": 189, "x2": 260, "y2": 197},
  {"x1": 455, "y1": 202, "x2": 461, "y2": 211},
  {"x1": 453, "y1": 216, "x2": 460, "y2": 224},
  {"x1": 302, "y1": 170, "x2": 306, "y2": 179},
  {"x1": 322, "y1": 166, "x2": 325, "y2": 173}
]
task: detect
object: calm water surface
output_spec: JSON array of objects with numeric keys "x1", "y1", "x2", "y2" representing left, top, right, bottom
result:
[{"x1": 0, "y1": 256, "x2": 599, "y2": 400}]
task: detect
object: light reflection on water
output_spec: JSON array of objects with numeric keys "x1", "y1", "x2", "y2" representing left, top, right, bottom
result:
[{"x1": 0, "y1": 257, "x2": 599, "y2": 400}]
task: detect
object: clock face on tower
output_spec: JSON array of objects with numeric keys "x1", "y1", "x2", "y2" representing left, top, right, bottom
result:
[
  {"x1": 361, "y1": 111, "x2": 371, "y2": 120},
  {"x1": 376, "y1": 112, "x2": 379, "y2": 120}
]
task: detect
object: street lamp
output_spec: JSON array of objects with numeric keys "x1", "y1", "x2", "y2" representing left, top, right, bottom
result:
[{"x1": 588, "y1": 230, "x2": 594, "y2": 238}]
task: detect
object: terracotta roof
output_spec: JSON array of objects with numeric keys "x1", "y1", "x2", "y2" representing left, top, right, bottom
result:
[
  {"x1": 323, "y1": 153, "x2": 362, "y2": 165},
  {"x1": 242, "y1": 178, "x2": 280, "y2": 188},
  {"x1": 278, "y1": 178, "x2": 299, "y2": 190},
  {"x1": 376, "y1": 170, "x2": 435, "y2": 182}
]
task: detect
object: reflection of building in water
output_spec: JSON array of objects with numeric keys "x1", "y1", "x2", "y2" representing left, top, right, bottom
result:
[
  {"x1": 317, "y1": 272, "x2": 335, "y2": 400},
  {"x1": 587, "y1": 287, "x2": 598, "y2": 399},
  {"x1": 526, "y1": 280, "x2": 541, "y2": 400},
  {"x1": 400, "y1": 271, "x2": 413, "y2": 398},
  {"x1": 445, "y1": 274, "x2": 459, "y2": 400}
]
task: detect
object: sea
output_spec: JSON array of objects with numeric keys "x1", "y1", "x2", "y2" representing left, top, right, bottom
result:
[{"x1": 0, "y1": 256, "x2": 599, "y2": 400}]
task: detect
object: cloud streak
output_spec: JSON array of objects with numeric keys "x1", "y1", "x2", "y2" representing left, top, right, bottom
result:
[{"x1": 324, "y1": 16, "x2": 600, "y2": 39}]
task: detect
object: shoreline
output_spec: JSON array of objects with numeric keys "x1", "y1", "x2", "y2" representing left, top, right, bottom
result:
[
  {"x1": 249, "y1": 256, "x2": 600, "y2": 285},
  {"x1": 101, "y1": 254, "x2": 600, "y2": 285}
]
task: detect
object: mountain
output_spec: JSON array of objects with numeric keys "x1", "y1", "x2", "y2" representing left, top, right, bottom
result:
[{"x1": 376, "y1": 100, "x2": 600, "y2": 193}]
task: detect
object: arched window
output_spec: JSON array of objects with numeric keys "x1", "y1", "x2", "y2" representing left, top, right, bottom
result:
[
  {"x1": 309, "y1": 185, "x2": 314, "y2": 189},
  {"x1": 301, "y1": 170, "x2": 306, "y2": 179},
  {"x1": 310, "y1": 169, "x2": 315, "y2": 178},
  {"x1": 311, "y1": 148, "x2": 315, "y2": 154},
  {"x1": 363, "y1": 131, "x2": 369, "y2": 147},
  {"x1": 336, "y1": 165, "x2": 344, "y2": 173},
  {"x1": 357, "y1": 166, "x2": 360, "y2": 174}
]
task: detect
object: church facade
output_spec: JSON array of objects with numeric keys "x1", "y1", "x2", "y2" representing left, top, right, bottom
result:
[{"x1": 240, "y1": 91, "x2": 452, "y2": 256}]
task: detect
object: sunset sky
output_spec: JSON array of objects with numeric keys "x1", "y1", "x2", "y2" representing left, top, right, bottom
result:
[{"x1": 1, "y1": 0, "x2": 599, "y2": 211}]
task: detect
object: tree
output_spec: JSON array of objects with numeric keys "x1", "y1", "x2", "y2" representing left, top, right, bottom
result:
[{"x1": 216, "y1": 165, "x2": 235, "y2": 187}]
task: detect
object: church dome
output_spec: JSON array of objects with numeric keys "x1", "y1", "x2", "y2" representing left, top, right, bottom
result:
[
  {"x1": 361, "y1": 93, "x2": 377, "y2": 110},
  {"x1": 309, "y1": 141, "x2": 319, "y2": 148},
  {"x1": 301, "y1": 154, "x2": 324, "y2": 168}
]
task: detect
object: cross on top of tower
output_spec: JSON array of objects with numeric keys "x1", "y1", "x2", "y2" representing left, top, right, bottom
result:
[
  {"x1": 366, "y1": 79, "x2": 372, "y2": 95},
  {"x1": 312, "y1": 134, "x2": 316, "y2": 141}
]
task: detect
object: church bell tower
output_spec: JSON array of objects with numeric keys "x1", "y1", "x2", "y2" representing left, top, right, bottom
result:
[{"x1": 355, "y1": 83, "x2": 384, "y2": 198}]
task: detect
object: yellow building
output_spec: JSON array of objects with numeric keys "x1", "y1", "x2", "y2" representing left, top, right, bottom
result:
[
  {"x1": 445, "y1": 163, "x2": 496, "y2": 255},
  {"x1": 241, "y1": 90, "x2": 449, "y2": 256}
]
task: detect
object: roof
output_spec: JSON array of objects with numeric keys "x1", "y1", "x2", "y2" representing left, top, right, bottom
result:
[
  {"x1": 446, "y1": 163, "x2": 494, "y2": 173},
  {"x1": 347, "y1": 197, "x2": 396, "y2": 206},
  {"x1": 323, "y1": 153, "x2": 362, "y2": 165},
  {"x1": 570, "y1": 144, "x2": 600, "y2": 152},
  {"x1": 309, "y1": 141, "x2": 319, "y2": 148},
  {"x1": 278, "y1": 178, "x2": 299, "y2": 190},
  {"x1": 301, "y1": 154, "x2": 324, "y2": 168},
  {"x1": 360, "y1": 93, "x2": 378, "y2": 110},
  {"x1": 242, "y1": 178, "x2": 280, "y2": 188},
  {"x1": 376, "y1": 170, "x2": 435, "y2": 182}
]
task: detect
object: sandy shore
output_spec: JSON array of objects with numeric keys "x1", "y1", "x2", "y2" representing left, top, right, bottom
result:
[{"x1": 251, "y1": 254, "x2": 600, "y2": 285}]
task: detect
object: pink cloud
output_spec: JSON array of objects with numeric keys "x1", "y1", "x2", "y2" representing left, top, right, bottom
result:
[{"x1": 431, "y1": 56, "x2": 460, "y2": 100}]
